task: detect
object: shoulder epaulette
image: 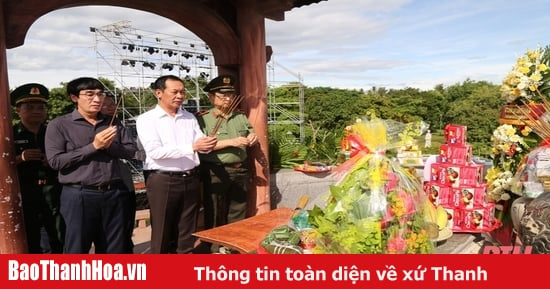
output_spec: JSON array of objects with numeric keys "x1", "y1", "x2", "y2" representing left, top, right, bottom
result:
[{"x1": 195, "y1": 110, "x2": 209, "y2": 116}]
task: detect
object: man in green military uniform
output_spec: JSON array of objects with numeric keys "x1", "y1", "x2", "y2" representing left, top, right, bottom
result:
[
  {"x1": 196, "y1": 74, "x2": 258, "y2": 232},
  {"x1": 11, "y1": 83, "x2": 64, "y2": 253}
]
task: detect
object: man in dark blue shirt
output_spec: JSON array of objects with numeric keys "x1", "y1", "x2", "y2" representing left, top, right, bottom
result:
[{"x1": 45, "y1": 77, "x2": 137, "y2": 253}]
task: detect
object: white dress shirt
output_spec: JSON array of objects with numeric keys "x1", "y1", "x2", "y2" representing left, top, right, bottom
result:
[{"x1": 136, "y1": 105, "x2": 205, "y2": 171}]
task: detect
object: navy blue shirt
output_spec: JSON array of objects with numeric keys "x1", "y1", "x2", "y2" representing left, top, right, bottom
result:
[{"x1": 45, "y1": 109, "x2": 137, "y2": 186}]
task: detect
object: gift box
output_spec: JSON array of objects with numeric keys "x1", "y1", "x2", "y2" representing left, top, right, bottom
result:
[
  {"x1": 439, "y1": 144, "x2": 472, "y2": 165},
  {"x1": 449, "y1": 184, "x2": 488, "y2": 209},
  {"x1": 445, "y1": 208, "x2": 462, "y2": 231},
  {"x1": 460, "y1": 203, "x2": 496, "y2": 232},
  {"x1": 444, "y1": 124, "x2": 467, "y2": 145},
  {"x1": 429, "y1": 163, "x2": 445, "y2": 182},
  {"x1": 436, "y1": 163, "x2": 483, "y2": 188},
  {"x1": 423, "y1": 182, "x2": 452, "y2": 207}
]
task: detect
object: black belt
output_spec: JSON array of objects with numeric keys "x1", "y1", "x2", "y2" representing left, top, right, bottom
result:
[
  {"x1": 147, "y1": 168, "x2": 198, "y2": 177},
  {"x1": 67, "y1": 180, "x2": 123, "y2": 192}
]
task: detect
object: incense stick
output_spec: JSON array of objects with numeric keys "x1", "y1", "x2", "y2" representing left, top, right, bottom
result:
[
  {"x1": 109, "y1": 95, "x2": 123, "y2": 126},
  {"x1": 511, "y1": 90, "x2": 550, "y2": 139},
  {"x1": 209, "y1": 95, "x2": 244, "y2": 136}
]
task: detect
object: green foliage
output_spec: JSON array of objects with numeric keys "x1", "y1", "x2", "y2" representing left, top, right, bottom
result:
[
  {"x1": 304, "y1": 87, "x2": 369, "y2": 132},
  {"x1": 268, "y1": 135, "x2": 308, "y2": 170},
  {"x1": 46, "y1": 85, "x2": 74, "y2": 122}
]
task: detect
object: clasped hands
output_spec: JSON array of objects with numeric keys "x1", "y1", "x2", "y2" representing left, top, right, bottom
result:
[{"x1": 93, "y1": 126, "x2": 117, "y2": 150}]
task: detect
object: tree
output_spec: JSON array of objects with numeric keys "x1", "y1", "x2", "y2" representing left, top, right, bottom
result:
[{"x1": 446, "y1": 83, "x2": 501, "y2": 156}]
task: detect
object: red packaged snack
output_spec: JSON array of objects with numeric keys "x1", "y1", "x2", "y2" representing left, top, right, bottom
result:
[
  {"x1": 429, "y1": 163, "x2": 445, "y2": 183},
  {"x1": 423, "y1": 182, "x2": 455, "y2": 207},
  {"x1": 445, "y1": 208, "x2": 462, "y2": 231},
  {"x1": 439, "y1": 144, "x2": 472, "y2": 165},
  {"x1": 444, "y1": 124, "x2": 467, "y2": 145},
  {"x1": 450, "y1": 184, "x2": 488, "y2": 209},
  {"x1": 438, "y1": 163, "x2": 483, "y2": 188},
  {"x1": 458, "y1": 203, "x2": 496, "y2": 232}
]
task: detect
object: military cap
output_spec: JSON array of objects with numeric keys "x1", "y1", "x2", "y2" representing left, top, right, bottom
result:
[
  {"x1": 203, "y1": 74, "x2": 236, "y2": 93},
  {"x1": 10, "y1": 83, "x2": 49, "y2": 106}
]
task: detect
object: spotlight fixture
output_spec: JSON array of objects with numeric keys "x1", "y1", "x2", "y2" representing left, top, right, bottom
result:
[
  {"x1": 179, "y1": 65, "x2": 191, "y2": 73},
  {"x1": 143, "y1": 62, "x2": 156, "y2": 70},
  {"x1": 199, "y1": 72, "x2": 209, "y2": 78},
  {"x1": 137, "y1": 35, "x2": 142, "y2": 39},
  {"x1": 162, "y1": 63, "x2": 174, "y2": 71},
  {"x1": 182, "y1": 52, "x2": 192, "y2": 59},
  {"x1": 190, "y1": 44, "x2": 195, "y2": 48},
  {"x1": 89, "y1": 27, "x2": 96, "y2": 32},
  {"x1": 122, "y1": 59, "x2": 136, "y2": 67},
  {"x1": 128, "y1": 44, "x2": 135, "y2": 52},
  {"x1": 174, "y1": 41, "x2": 178, "y2": 45},
  {"x1": 197, "y1": 54, "x2": 207, "y2": 61},
  {"x1": 156, "y1": 38, "x2": 161, "y2": 42},
  {"x1": 147, "y1": 47, "x2": 155, "y2": 55}
]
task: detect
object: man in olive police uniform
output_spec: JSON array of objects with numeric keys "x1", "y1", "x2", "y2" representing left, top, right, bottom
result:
[
  {"x1": 11, "y1": 83, "x2": 64, "y2": 253},
  {"x1": 196, "y1": 75, "x2": 258, "y2": 232}
]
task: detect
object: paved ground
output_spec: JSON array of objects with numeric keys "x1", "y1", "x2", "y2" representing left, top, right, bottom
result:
[{"x1": 132, "y1": 226, "x2": 152, "y2": 254}]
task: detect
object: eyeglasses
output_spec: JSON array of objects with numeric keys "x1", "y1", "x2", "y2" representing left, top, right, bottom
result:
[
  {"x1": 215, "y1": 92, "x2": 236, "y2": 98},
  {"x1": 79, "y1": 91, "x2": 106, "y2": 100}
]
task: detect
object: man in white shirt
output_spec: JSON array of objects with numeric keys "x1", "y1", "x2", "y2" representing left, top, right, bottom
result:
[{"x1": 136, "y1": 75, "x2": 217, "y2": 253}]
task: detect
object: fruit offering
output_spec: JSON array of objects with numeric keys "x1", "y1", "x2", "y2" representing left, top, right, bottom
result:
[{"x1": 307, "y1": 116, "x2": 434, "y2": 254}]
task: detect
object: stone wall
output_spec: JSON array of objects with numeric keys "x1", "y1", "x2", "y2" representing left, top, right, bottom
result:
[{"x1": 270, "y1": 169, "x2": 339, "y2": 210}]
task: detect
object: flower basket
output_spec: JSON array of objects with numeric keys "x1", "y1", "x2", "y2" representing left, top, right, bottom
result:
[{"x1": 306, "y1": 117, "x2": 434, "y2": 254}]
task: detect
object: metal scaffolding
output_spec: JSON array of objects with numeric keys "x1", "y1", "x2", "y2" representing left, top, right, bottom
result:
[
  {"x1": 267, "y1": 59, "x2": 305, "y2": 142},
  {"x1": 89, "y1": 20, "x2": 214, "y2": 121}
]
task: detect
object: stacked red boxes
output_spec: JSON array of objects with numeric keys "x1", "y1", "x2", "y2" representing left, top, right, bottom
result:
[
  {"x1": 444, "y1": 124, "x2": 467, "y2": 145},
  {"x1": 424, "y1": 124, "x2": 498, "y2": 232}
]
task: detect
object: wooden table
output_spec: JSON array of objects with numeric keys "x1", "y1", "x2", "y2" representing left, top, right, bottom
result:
[{"x1": 193, "y1": 207, "x2": 293, "y2": 254}]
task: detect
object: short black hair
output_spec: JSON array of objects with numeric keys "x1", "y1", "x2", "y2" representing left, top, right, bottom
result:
[
  {"x1": 67, "y1": 77, "x2": 104, "y2": 96},
  {"x1": 150, "y1": 75, "x2": 183, "y2": 90}
]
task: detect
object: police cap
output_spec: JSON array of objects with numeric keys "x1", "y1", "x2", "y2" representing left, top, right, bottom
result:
[{"x1": 203, "y1": 74, "x2": 236, "y2": 93}]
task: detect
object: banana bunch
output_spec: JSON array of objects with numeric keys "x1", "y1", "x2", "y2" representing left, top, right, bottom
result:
[
  {"x1": 422, "y1": 198, "x2": 437, "y2": 223},
  {"x1": 422, "y1": 199, "x2": 449, "y2": 230},
  {"x1": 435, "y1": 206, "x2": 448, "y2": 230},
  {"x1": 422, "y1": 199, "x2": 449, "y2": 239}
]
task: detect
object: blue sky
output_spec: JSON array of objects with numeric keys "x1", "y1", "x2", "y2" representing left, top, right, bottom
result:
[{"x1": 6, "y1": 0, "x2": 550, "y2": 91}]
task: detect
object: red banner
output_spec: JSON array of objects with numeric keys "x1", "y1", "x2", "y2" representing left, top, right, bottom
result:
[{"x1": 0, "y1": 254, "x2": 544, "y2": 289}]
